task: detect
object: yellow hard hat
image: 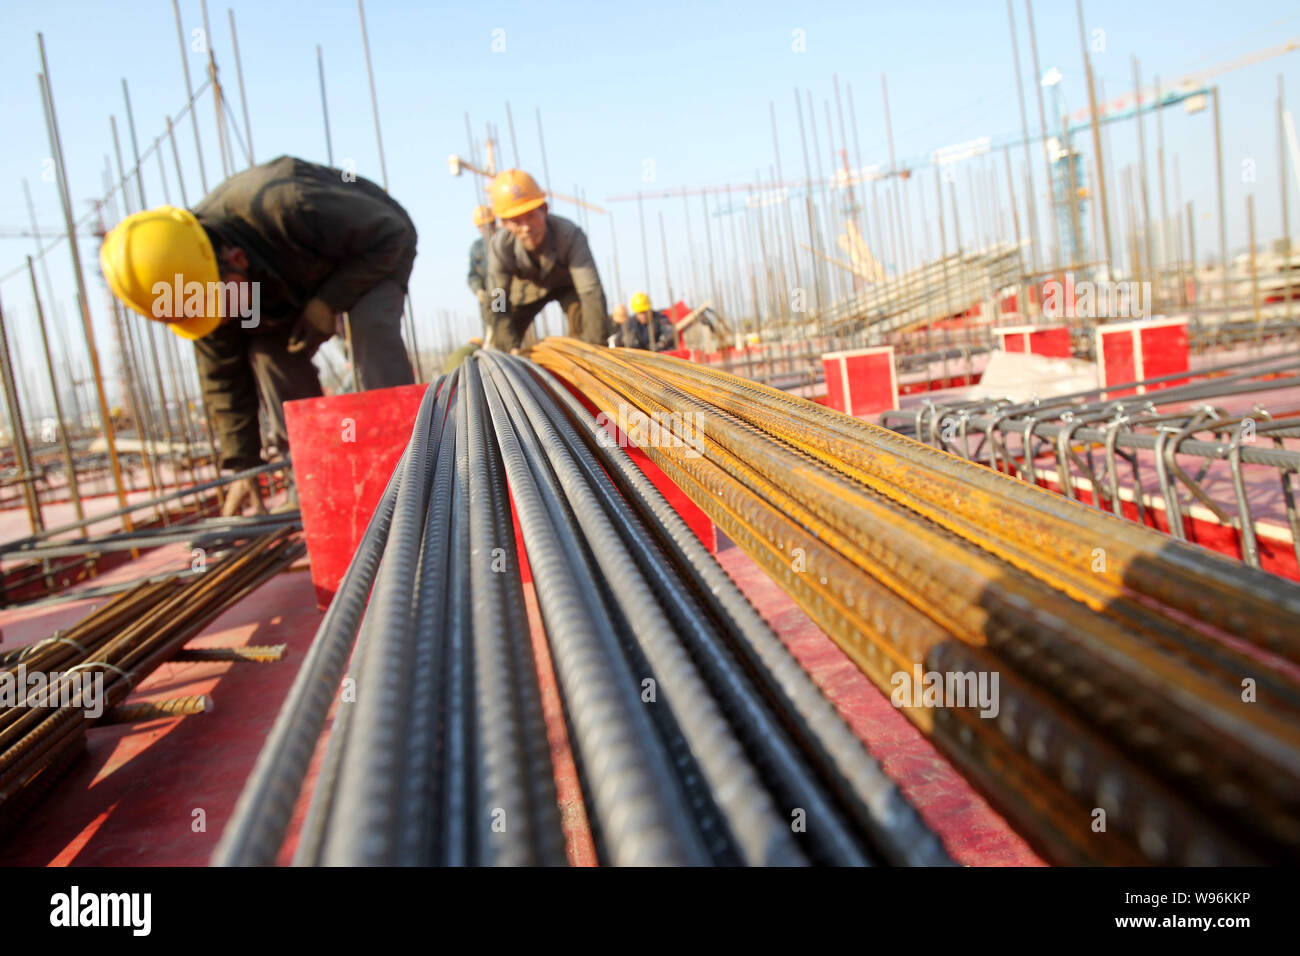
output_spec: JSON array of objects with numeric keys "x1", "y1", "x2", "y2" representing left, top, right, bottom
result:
[
  {"x1": 490, "y1": 169, "x2": 546, "y2": 220},
  {"x1": 472, "y1": 205, "x2": 494, "y2": 227},
  {"x1": 99, "y1": 206, "x2": 222, "y2": 340},
  {"x1": 630, "y1": 291, "x2": 652, "y2": 314}
]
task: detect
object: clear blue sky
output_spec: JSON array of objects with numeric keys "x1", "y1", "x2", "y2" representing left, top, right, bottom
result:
[{"x1": 0, "y1": 0, "x2": 1296, "y2": 415}]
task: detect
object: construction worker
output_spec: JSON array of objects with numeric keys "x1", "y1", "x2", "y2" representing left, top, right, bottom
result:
[
  {"x1": 443, "y1": 336, "x2": 483, "y2": 373},
  {"x1": 467, "y1": 205, "x2": 496, "y2": 333},
  {"x1": 608, "y1": 302, "x2": 629, "y2": 346},
  {"x1": 99, "y1": 155, "x2": 418, "y2": 515},
  {"x1": 483, "y1": 169, "x2": 611, "y2": 351},
  {"x1": 622, "y1": 292, "x2": 676, "y2": 351}
]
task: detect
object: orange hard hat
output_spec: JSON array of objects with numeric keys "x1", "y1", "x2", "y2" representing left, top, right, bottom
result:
[
  {"x1": 472, "y1": 205, "x2": 494, "y2": 227},
  {"x1": 490, "y1": 169, "x2": 546, "y2": 220}
]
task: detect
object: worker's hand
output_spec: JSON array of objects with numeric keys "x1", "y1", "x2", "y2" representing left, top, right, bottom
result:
[
  {"x1": 288, "y1": 298, "x2": 337, "y2": 355},
  {"x1": 221, "y1": 476, "x2": 267, "y2": 517}
]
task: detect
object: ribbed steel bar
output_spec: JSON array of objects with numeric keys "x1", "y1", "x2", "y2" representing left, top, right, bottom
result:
[
  {"x1": 7, "y1": 515, "x2": 300, "y2": 560},
  {"x1": 320, "y1": 384, "x2": 439, "y2": 865},
  {"x1": 483, "y1": 367, "x2": 568, "y2": 868},
  {"x1": 464, "y1": 358, "x2": 564, "y2": 865},
  {"x1": 534, "y1": 340, "x2": 1300, "y2": 862},
  {"x1": 393, "y1": 369, "x2": 459, "y2": 865},
  {"x1": 481, "y1": 354, "x2": 710, "y2": 866},
  {"x1": 0, "y1": 531, "x2": 301, "y2": 822},
  {"x1": 523, "y1": 358, "x2": 956, "y2": 865},
  {"x1": 211, "y1": 430, "x2": 410, "y2": 866},
  {"x1": 486, "y1": 352, "x2": 812, "y2": 866},
  {"x1": 440, "y1": 376, "x2": 474, "y2": 865},
  {"x1": 0, "y1": 459, "x2": 289, "y2": 555},
  {"x1": 612, "y1": 347, "x2": 1300, "y2": 665}
]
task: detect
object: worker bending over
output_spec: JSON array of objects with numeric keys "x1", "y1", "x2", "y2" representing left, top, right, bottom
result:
[
  {"x1": 608, "y1": 302, "x2": 629, "y2": 346},
  {"x1": 100, "y1": 155, "x2": 418, "y2": 514},
  {"x1": 484, "y1": 169, "x2": 611, "y2": 351},
  {"x1": 621, "y1": 292, "x2": 676, "y2": 351},
  {"x1": 467, "y1": 205, "x2": 496, "y2": 333}
]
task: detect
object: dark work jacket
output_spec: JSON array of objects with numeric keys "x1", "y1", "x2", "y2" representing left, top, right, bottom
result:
[
  {"x1": 485, "y1": 214, "x2": 607, "y2": 345},
  {"x1": 622, "y1": 311, "x2": 676, "y2": 351},
  {"x1": 191, "y1": 155, "x2": 417, "y2": 468}
]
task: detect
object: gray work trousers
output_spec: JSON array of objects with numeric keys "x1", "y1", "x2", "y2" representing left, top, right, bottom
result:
[{"x1": 252, "y1": 278, "x2": 415, "y2": 457}]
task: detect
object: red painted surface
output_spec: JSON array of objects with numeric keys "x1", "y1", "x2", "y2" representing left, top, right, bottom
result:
[
  {"x1": 1099, "y1": 328, "x2": 1139, "y2": 398},
  {"x1": 1096, "y1": 318, "x2": 1189, "y2": 398},
  {"x1": 2, "y1": 561, "x2": 325, "y2": 866},
  {"x1": 996, "y1": 325, "x2": 1071, "y2": 359},
  {"x1": 899, "y1": 373, "x2": 983, "y2": 395},
  {"x1": 824, "y1": 354, "x2": 847, "y2": 410},
  {"x1": 1140, "y1": 322, "x2": 1190, "y2": 390},
  {"x1": 284, "y1": 383, "x2": 431, "y2": 609},
  {"x1": 821, "y1": 347, "x2": 898, "y2": 417}
]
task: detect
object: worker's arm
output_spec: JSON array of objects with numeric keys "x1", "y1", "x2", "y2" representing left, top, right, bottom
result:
[
  {"x1": 289, "y1": 184, "x2": 417, "y2": 314},
  {"x1": 467, "y1": 240, "x2": 486, "y2": 296},
  {"x1": 563, "y1": 229, "x2": 609, "y2": 344},
  {"x1": 193, "y1": 327, "x2": 262, "y2": 472},
  {"x1": 655, "y1": 313, "x2": 677, "y2": 350}
]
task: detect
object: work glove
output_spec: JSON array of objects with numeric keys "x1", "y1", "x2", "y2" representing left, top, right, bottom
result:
[
  {"x1": 221, "y1": 476, "x2": 267, "y2": 517},
  {"x1": 288, "y1": 297, "x2": 338, "y2": 355}
]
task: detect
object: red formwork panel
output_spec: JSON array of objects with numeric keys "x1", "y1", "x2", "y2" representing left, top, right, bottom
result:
[
  {"x1": 1139, "y1": 321, "x2": 1190, "y2": 389},
  {"x1": 1096, "y1": 318, "x2": 1188, "y2": 399},
  {"x1": 1002, "y1": 330, "x2": 1028, "y2": 353},
  {"x1": 995, "y1": 324, "x2": 1072, "y2": 358},
  {"x1": 822, "y1": 347, "x2": 898, "y2": 418},
  {"x1": 285, "y1": 383, "x2": 431, "y2": 609}
]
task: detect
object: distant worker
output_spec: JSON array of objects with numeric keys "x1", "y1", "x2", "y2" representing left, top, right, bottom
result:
[
  {"x1": 444, "y1": 336, "x2": 483, "y2": 373},
  {"x1": 99, "y1": 155, "x2": 418, "y2": 515},
  {"x1": 608, "y1": 302, "x2": 629, "y2": 346},
  {"x1": 484, "y1": 169, "x2": 611, "y2": 352},
  {"x1": 622, "y1": 292, "x2": 676, "y2": 351},
  {"x1": 467, "y1": 205, "x2": 496, "y2": 333}
]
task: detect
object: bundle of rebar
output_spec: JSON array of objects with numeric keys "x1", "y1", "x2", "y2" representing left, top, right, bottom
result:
[
  {"x1": 533, "y1": 338, "x2": 1300, "y2": 865},
  {"x1": 0, "y1": 528, "x2": 304, "y2": 837},
  {"x1": 811, "y1": 243, "x2": 1024, "y2": 337},
  {"x1": 882, "y1": 350, "x2": 1300, "y2": 572},
  {"x1": 215, "y1": 355, "x2": 952, "y2": 867}
]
